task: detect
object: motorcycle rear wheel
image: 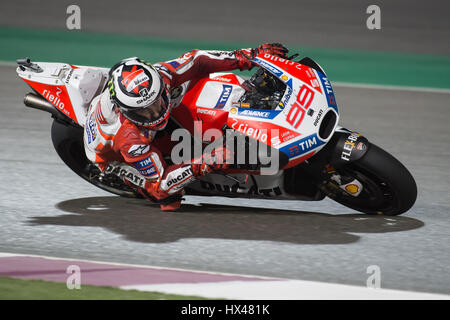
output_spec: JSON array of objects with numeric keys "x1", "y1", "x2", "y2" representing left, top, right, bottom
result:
[{"x1": 327, "y1": 143, "x2": 417, "y2": 216}]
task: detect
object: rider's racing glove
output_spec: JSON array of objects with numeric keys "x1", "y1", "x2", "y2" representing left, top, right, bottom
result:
[
  {"x1": 234, "y1": 43, "x2": 289, "y2": 70},
  {"x1": 191, "y1": 146, "x2": 233, "y2": 177}
]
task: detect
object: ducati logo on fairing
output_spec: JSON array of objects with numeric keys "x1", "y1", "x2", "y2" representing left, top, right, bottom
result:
[
  {"x1": 313, "y1": 109, "x2": 324, "y2": 126},
  {"x1": 104, "y1": 164, "x2": 145, "y2": 188},
  {"x1": 166, "y1": 167, "x2": 194, "y2": 187}
]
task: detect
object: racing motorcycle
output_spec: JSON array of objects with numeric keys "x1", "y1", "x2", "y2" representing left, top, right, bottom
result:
[{"x1": 15, "y1": 52, "x2": 417, "y2": 216}]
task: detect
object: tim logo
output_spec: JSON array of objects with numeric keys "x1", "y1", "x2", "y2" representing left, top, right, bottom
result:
[{"x1": 214, "y1": 85, "x2": 232, "y2": 109}]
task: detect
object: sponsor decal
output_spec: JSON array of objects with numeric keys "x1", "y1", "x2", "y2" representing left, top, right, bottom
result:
[
  {"x1": 276, "y1": 130, "x2": 299, "y2": 145},
  {"x1": 229, "y1": 118, "x2": 300, "y2": 146},
  {"x1": 213, "y1": 76, "x2": 232, "y2": 83},
  {"x1": 271, "y1": 136, "x2": 281, "y2": 147},
  {"x1": 206, "y1": 51, "x2": 235, "y2": 58},
  {"x1": 237, "y1": 109, "x2": 281, "y2": 120},
  {"x1": 24, "y1": 79, "x2": 75, "y2": 119},
  {"x1": 310, "y1": 78, "x2": 320, "y2": 89},
  {"x1": 85, "y1": 113, "x2": 97, "y2": 144},
  {"x1": 263, "y1": 53, "x2": 296, "y2": 66},
  {"x1": 341, "y1": 132, "x2": 361, "y2": 161},
  {"x1": 136, "y1": 90, "x2": 157, "y2": 104},
  {"x1": 345, "y1": 184, "x2": 360, "y2": 195},
  {"x1": 139, "y1": 87, "x2": 149, "y2": 97},
  {"x1": 281, "y1": 75, "x2": 289, "y2": 81},
  {"x1": 356, "y1": 142, "x2": 367, "y2": 151},
  {"x1": 318, "y1": 74, "x2": 338, "y2": 112},
  {"x1": 313, "y1": 109, "x2": 324, "y2": 126},
  {"x1": 197, "y1": 108, "x2": 217, "y2": 116},
  {"x1": 168, "y1": 61, "x2": 181, "y2": 69},
  {"x1": 166, "y1": 167, "x2": 194, "y2": 188},
  {"x1": 64, "y1": 69, "x2": 74, "y2": 84},
  {"x1": 230, "y1": 118, "x2": 268, "y2": 143},
  {"x1": 108, "y1": 78, "x2": 116, "y2": 98},
  {"x1": 230, "y1": 107, "x2": 238, "y2": 114},
  {"x1": 279, "y1": 84, "x2": 293, "y2": 109},
  {"x1": 43, "y1": 89, "x2": 65, "y2": 111},
  {"x1": 214, "y1": 84, "x2": 232, "y2": 109},
  {"x1": 261, "y1": 54, "x2": 323, "y2": 94},
  {"x1": 239, "y1": 103, "x2": 250, "y2": 108},
  {"x1": 121, "y1": 69, "x2": 149, "y2": 93},
  {"x1": 280, "y1": 133, "x2": 325, "y2": 158},
  {"x1": 253, "y1": 57, "x2": 283, "y2": 77},
  {"x1": 128, "y1": 144, "x2": 150, "y2": 157},
  {"x1": 166, "y1": 51, "x2": 195, "y2": 70},
  {"x1": 104, "y1": 164, "x2": 145, "y2": 188},
  {"x1": 133, "y1": 156, "x2": 157, "y2": 177}
]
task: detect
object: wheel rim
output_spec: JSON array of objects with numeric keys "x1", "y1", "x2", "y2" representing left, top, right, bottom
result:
[{"x1": 327, "y1": 166, "x2": 398, "y2": 214}]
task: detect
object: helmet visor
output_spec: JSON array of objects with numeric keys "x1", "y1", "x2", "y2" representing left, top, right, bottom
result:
[{"x1": 122, "y1": 95, "x2": 169, "y2": 127}]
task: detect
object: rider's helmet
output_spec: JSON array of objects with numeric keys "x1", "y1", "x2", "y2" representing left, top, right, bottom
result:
[{"x1": 108, "y1": 57, "x2": 170, "y2": 131}]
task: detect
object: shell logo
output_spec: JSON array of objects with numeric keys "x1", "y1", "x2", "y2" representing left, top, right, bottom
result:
[
  {"x1": 230, "y1": 107, "x2": 237, "y2": 114},
  {"x1": 345, "y1": 184, "x2": 360, "y2": 194},
  {"x1": 281, "y1": 75, "x2": 289, "y2": 81}
]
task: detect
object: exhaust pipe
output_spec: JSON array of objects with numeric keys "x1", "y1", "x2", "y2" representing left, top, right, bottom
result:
[{"x1": 23, "y1": 93, "x2": 59, "y2": 117}]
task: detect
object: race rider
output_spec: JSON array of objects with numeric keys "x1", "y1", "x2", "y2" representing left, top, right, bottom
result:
[{"x1": 83, "y1": 44, "x2": 289, "y2": 211}]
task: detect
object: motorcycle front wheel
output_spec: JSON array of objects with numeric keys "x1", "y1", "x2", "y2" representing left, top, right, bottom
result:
[{"x1": 326, "y1": 143, "x2": 417, "y2": 216}]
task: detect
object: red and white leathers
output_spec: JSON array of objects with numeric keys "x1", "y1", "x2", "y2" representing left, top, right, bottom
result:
[{"x1": 83, "y1": 49, "x2": 255, "y2": 210}]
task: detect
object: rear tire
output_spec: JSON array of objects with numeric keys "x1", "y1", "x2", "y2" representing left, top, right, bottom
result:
[{"x1": 328, "y1": 143, "x2": 417, "y2": 215}]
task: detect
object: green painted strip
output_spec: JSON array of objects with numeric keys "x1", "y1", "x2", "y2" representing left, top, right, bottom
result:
[
  {"x1": 0, "y1": 276, "x2": 209, "y2": 300},
  {"x1": 2, "y1": 26, "x2": 450, "y2": 89}
]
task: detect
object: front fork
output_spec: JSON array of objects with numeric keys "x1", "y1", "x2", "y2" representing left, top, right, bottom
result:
[{"x1": 300, "y1": 127, "x2": 370, "y2": 198}]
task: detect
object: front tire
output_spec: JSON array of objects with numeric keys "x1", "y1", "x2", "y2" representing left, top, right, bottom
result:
[{"x1": 326, "y1": 143, "x2": 417, "y2": 215}]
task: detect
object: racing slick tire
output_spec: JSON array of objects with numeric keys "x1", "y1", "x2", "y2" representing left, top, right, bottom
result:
[{"x1": 329, "y1": 143, "x2": 417, "y2": 216}]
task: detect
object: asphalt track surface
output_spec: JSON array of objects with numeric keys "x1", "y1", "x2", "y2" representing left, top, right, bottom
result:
[
  {"x1": 1, "y1": 64, "x2": 449, "y2": 295},
  {"x1": 0, "y1": 0, "x2": 449, "y2": 296},
  {"x1": 1, "y1": 0, "x2": 449, "y2": 55}
]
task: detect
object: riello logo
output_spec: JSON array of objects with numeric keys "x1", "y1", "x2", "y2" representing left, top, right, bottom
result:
[{"x1": 43, "y1": 89, "x2": 65, "y2": 110}]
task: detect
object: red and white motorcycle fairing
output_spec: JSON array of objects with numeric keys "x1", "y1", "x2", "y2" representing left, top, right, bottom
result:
[
  {"x1": 16, "y1": 53, "x2": 418, "y2": 215},
  {"x1": 169, "y1": 53, "x2": 339, "y2": 199},
  {"x1": 17, "y1": 53, "x2": 339, "y2": 200},
  {"x1": 17, "y1": 62, "x2": 109, "y2": 126}
]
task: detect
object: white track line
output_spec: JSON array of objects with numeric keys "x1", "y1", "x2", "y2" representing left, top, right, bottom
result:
[
  {"x1": 1, "y1": 252, "x2": 449, "y2": 300},
  {"x1": 121, "y1": 280, "x2": 450, "y2": 300}
]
